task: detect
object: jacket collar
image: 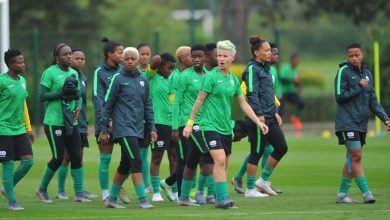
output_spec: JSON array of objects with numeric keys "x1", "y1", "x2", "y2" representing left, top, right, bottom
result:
[{"x1": 121, "y1": 67, "x2": 140, "y2": 78}]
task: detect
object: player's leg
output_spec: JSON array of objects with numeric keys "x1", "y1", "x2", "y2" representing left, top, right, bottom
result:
[
  {"x1": 246, "y1": 125, "x2": 269, "y2": 198},
  {"x1": 128, "y1": 137, "x2": 153, "y2": 208},
  {"x1": 256, "y1": 119, "x2": 287, "y2": 196},
  {"x1": 346, "y1": 132, "x2": 374, "y2": 203},
  {"x1": 66, "y1": 126, "x2": 89, "y2": 202},
  {"x1": 97, "y1": 133, "x2": 114, "y2": 200},
  {"x1": 103, "y1": 140, "x2": 129, "y2": 209},
  {"x1": 36, "y1": 125, "x2": 66, "y2": 203},
  {"x1": 12, "y1": 134, "x2": 34, "y2": 188},
  {"x1": 57, "y1": 148, "x2": 69, "y2": 199}
]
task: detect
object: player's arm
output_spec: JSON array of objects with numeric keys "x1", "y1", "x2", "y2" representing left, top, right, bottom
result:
[
  {"x1": 99, "y1": 74, "x2": 120, "y2": 143},
  {"x1": 182, "y1": 91, "x2": 207, "y2": 138},
  {"x1": 236, "y1": 95, "x2": 268, "y2": 135},
  {"x1": 243, "y1": 66, "x2": 264, "y2": 120},
  {"x1": 23, "y1": 100, "x2": 34, "y2": 143}
]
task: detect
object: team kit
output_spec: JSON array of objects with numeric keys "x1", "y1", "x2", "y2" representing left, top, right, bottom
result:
[{"x1": 0, "y1": 37, "x2": 389, "y2": 211}]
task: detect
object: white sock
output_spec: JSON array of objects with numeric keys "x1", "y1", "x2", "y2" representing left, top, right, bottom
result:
[{"x1": 102, "y1": 189, "x2": 109, "y2": 200}]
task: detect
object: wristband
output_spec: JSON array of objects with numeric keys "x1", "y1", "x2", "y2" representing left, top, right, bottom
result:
[{"x1": 187, "y1": 119, "x2": 194, "y2": 126}]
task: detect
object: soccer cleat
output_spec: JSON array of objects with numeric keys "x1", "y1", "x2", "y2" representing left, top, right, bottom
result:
[
  {"x1": 178, "y1": 197, "x2": 201, "y2": 206},
  {"x1": 56, "y1": 192, "x2": 69, "y2": 200},
  {"x1": 35, "y1": 188, "x2": 53, "y2": 203},
  {"x1": 232, "y1": 177, "x2": 245, "y2": 194},
  {"x1": 195, "y1": 191, "x2": 206, "y2": 204},
  {"x1": 160, "y1": 180, "x2": 175, "y2": 201},
  {"x1": 0, "y1": 187, "x2": 7, "y2": 198},
  {"x1": 270, "y1": 183, "x2": 283, "y2": 194},
  {"x1": 83, "y1": 191, "x2": 98, "y2": 199},
  {"x1": 152, "y1": 193, "x2": 164, "y2": 202},
  {"x1": 8, "y1": 201, "x2": 24, "y2": 211},
  {"x1": 172, "y1": 192, "x2": 178, "y2": 201},
  {"x1": 363, "y1": 192, "x2": 376, "y2": 204},
  {"x1": 336, "y1": 193, "x2": 357, "y2": 204},
  {"x1": 119, "y1": 187, "x2": 130, "y2": 204},
  {"x1": 215, "y1": 197, "x2": 237, "y2": 209},
  {"x1": 139, "y1": 198, "x2": 154, "y2": 209},
  {"x1": 74, "y1": 193, "x2": 92, "y2": 202},
  {"x1": 255, "y1": 178, "x2": 277, "y2": 196},
  {"x1": 205, "y1": 195, "x2": 216, "y2": 204},
  {"x1": 104, "y1": 197, "x2": 125, "y2": 208},
  {"x1": 245, "y1": 188, "x2": 269, "y2": 198}
]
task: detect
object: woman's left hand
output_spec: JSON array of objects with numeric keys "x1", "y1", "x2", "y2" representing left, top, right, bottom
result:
[
  {"x1": 73, "y1": 108, "x2": 80, "y2": 120},
  {"x1": 150, "y1": 131, "x2": 158, "y2": 143}
]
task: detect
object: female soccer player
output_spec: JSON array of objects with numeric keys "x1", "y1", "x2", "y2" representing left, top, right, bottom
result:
[
  {"x1": 99, "y1": 47, "x2": 155, "y2": 209},
  {"x1": 183, "y1": 40, "x2": 268, "y2": 209},
  {"x1": 148, "y1": 53, "x2": 177, "y2": 202},
  {"x1": 36, "y1": 43, "x2": 89, "y2": 203},
  {"x1": 93, "y1": 37, "x2": 129, "y2": 203},
  {"x1": 334, "y1": 42, "x2": 390, "y2": 204},
  {"x1": 136, "y1": 43, "x2": 153, "y2": 193},
  {"x1": 173, "y1": 44, "x2": 215, "y2": 206},
  {"x1": 242, "y1": 36, "x2": 288, "y2": 197},
  {"x1": 0, "y1": 49, "x2": 33, "y2": 210},
  {"x1": 137, "y1": 43, "x2": 152, "y2": 77},
  {"x1": 159, "y1": 46, "x2": 193, "y2": 201},
  {"x1": 56, "y1": 49, "x2": 97, "y2": 200},
  {"x1": 232, "y1": 42, "x2": 283, "y2": 195}
]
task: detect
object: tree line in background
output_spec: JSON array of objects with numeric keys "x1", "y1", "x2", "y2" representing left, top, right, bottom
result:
[{"x1": 9, "y1": 0, "x2": 390, "y2": 124}]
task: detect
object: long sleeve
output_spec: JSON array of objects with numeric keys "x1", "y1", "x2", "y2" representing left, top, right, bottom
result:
[
  {"x1": 144, "y1": 81, "x2": 156, "y2": 132},
  {"x1": 39, "y1": 85, "x2": 61, "y2": 102},
  {"x1": 100, "y1": 76, "x2": 119, "y2": 133},
  {"x1": 244, "y1": 65, "x2": 263, "y2": 116},
  {"x1": 172, "y1": 88, "x2": 184, "y2": 130},
  {"x1": 335, "y1": 68, "x2": 363, "y2": 104},
  {"x1": 368, "y1": 84, "x2": 390, "y2": 122},
  {"x1": 23, "y1": 100, "x2": 32, "y2": 132},
  {"x1": 93, "y1": 70, "x2": 105, "y2": 131}
]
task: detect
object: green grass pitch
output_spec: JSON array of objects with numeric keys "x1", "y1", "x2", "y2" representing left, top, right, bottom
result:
[{"x1": 1, "y1": 134, "x2": 389, "y2": 219}]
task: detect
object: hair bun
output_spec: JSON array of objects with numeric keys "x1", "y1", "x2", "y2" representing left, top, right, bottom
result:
[
  {"x1": 102, "y1": 36, "x2": 110, "y2": 43},
  {"x1": 249, "y1": 36, "x2": 261, "y2": 45}
]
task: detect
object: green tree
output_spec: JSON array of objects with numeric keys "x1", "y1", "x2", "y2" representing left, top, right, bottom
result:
[{"x1": 297, "y1": 0, "x2": 390, "y2": 25}]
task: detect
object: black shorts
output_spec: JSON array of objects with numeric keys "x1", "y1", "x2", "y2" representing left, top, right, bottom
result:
[
  {"x1": 202, "y1": 130, "x2": 232, "y2": 155},
  {"x1": 0, "y1": 134, "x2": 33, "y2": 161},
  {"x1": 189, "y1": 125, "x2": 209, "y2": 154},
  {"x1": 151, "y1": 124, "x2": 172, "y2": 151},
  {"x1": 336, "y1": 131, "x2": 366, "y2": 146},
  {"x1": 80, "y1": 133, "x2": 89, "y2": 148}
]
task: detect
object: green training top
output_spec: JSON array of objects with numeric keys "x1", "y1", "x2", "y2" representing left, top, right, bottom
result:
[
  {"x1": 0, "y1": 73, "x2": 28, "y2": 135},
  {"x1": 279, "y1": 63, "x2": 298, "y2": 94},
  {"x1": 150, "y1": 73, "x2": 172, "y2": 125},
  {"x1": 169, "y1": 68, "x2": 182, "y2": 94},
  {"x1": 137, "y1": 64, "x2": 150, "y2": 78},
  {"x1": 172, "y1": 67, "x2": 205, "y2": 129},
  {"x1": 40, "y1": 65, "x2": 79, "y2": 126},
  {"x1": 200, "y1": 68, "x2": 241, "y2": 135}
]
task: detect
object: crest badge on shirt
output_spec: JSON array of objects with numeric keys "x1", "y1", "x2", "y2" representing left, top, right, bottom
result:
[{"x1": 140, "y1": 81, "x2": 145, "y2": 87}]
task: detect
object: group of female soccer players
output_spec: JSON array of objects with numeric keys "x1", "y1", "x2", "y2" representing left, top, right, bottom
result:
[{"x1": 1, "y1": 35, "x2": 389, "y2": 211}]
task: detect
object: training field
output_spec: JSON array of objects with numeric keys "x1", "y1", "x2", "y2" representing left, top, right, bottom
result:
[{"x1": 1, "y1": 134, "x2": 389, "y2": 220}]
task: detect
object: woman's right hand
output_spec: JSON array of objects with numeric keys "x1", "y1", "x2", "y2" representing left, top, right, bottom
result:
[
  {"x1": 258, "y1": 122, "x2": 269, "y2": 135},
  {"x1": 182, "y1": 125, "x2": 193, "y2": 138}
]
